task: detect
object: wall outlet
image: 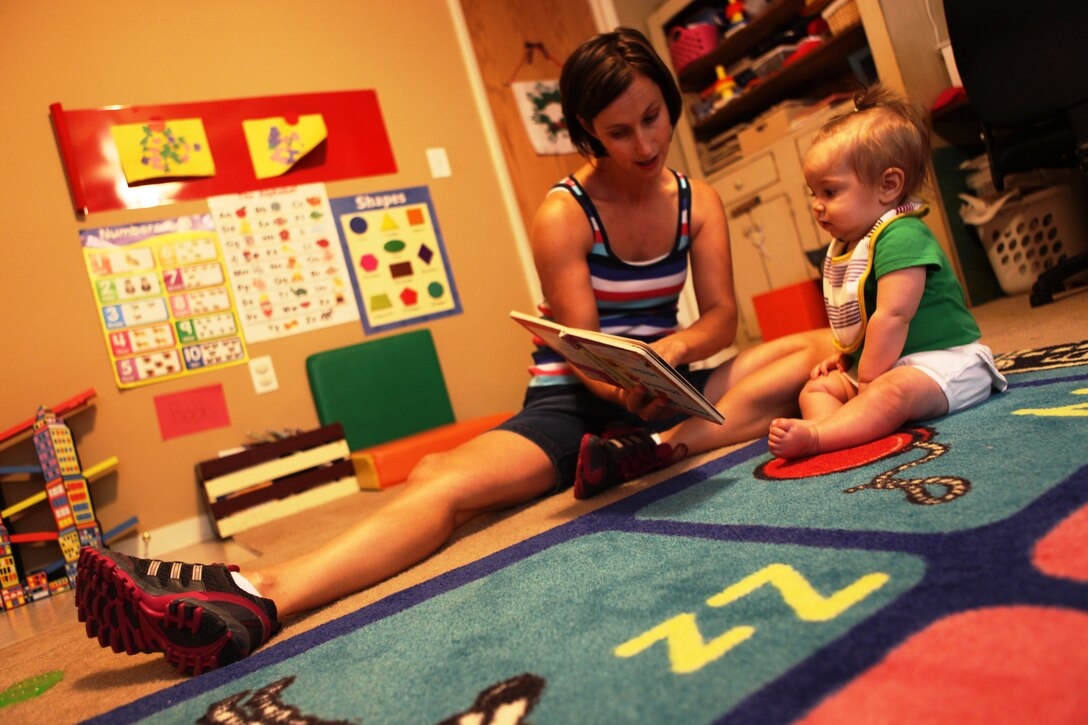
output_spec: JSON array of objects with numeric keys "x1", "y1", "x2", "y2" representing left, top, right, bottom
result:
[{"x1": 249, "y1": 355, "x2": 279, "y2": 394}]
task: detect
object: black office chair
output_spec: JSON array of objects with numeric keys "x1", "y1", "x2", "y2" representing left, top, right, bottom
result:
[{"x1": 944, "y1": 0, "x2": 1088, "y2": 306}]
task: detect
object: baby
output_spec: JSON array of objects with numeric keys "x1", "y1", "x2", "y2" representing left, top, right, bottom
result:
[{"x1": 768, "y1": 85, "x2": 1007, "y2": 459}]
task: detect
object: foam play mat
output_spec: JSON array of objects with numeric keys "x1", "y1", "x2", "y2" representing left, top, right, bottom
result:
[{"x1": 86, "y1": 341, "x2": 1088, "y2": 724}]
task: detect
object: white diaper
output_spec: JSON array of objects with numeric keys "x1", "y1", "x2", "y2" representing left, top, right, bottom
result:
[{"x1": 894, "y1": 342, "x2": 1008, "y2": 413}]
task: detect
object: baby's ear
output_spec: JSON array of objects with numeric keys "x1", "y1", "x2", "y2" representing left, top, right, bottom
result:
[{"x1": 879, "y1": 167, "x2": 906, "y2": 204}]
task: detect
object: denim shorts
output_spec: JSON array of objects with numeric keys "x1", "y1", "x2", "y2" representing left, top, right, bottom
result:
[{"x1": 494, "y1": 367, "x2": 714, "y2": 493}]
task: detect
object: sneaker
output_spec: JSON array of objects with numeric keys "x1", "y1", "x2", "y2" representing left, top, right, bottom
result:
[
  {"x1": 573, "y1": 430, "x2": 684, "y2": 499},
  {"x1": 75, "y1": 546, "x2": 280, "y2": 676}
]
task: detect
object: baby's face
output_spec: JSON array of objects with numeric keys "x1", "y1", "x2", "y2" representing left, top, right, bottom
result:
[{"x1": 803, "y1": 142, "x2": 891, "y2": 244}]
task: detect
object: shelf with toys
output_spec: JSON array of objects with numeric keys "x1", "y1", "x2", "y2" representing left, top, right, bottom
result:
[{"x1": 650, "y1": 0, "x2": 871, "y2": 175}]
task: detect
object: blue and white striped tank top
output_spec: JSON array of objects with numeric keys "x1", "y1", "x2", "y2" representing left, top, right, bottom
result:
[{"x1": 528, "y1": 170, "x2": 693, "y2": 387}]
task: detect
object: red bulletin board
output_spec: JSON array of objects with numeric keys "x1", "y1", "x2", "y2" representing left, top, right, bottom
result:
[{"x1": 51, "y1": 90, "x2": 397, "y2": 215}]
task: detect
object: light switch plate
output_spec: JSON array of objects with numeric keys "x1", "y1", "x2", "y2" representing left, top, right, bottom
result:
[
  {"x1": 249, "y1": 355, "x2": 279, "y2": 394},
  {"x1": 426, "y1": 147, "x2": 452, "y2": 178}
]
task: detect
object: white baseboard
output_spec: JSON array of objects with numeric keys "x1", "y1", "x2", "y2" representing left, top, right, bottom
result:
[{"x1": 110, "y1": 515, "x2": 216, "y2": 558}]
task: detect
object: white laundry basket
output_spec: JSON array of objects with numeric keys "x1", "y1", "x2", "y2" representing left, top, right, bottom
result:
[{"x1": 977, "y1": 184, "x2": 1088, "y2": 295}]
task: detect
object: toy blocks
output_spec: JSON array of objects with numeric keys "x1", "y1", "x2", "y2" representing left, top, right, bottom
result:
[{"x1": 1, "y1": 395, "x2": 120, "y2": 611}]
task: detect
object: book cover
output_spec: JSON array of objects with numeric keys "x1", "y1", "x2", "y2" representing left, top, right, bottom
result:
[{"x1": 510, "y1": 311, "x2": 724, "y2": 424}]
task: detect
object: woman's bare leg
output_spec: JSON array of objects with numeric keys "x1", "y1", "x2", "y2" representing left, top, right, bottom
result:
[
  {"x1": 249, "y1": 430, "x2": 556, "y2": 617},
  {"x1": 659, "y1": 329, "x2": 835, "y2": 455}
]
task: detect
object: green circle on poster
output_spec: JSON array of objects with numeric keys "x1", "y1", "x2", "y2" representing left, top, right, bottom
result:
[
  {"x1": 427, "y1": 282, "x2": 445, "y2": 298},
  {"x1": 384, "y1": 239, "x2": 406, "y2": 253}
]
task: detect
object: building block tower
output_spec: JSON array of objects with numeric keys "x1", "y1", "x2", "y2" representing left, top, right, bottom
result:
[
  {"x1": 0, "y1": 521, "x2": 26, "y2": 610},
  {"x1": 32, "y1": 406, "x2": 102, "y2": 586}
]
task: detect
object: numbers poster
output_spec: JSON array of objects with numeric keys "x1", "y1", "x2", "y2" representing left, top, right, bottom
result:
[
  {"x1": 209, "y1": 183, "x2": 358, "y2": 343},
  {"x1": 80, "y1": 215, "x2": 248, "y2": 389},
  {"x1": 331, "y1": 187, "x2": 461, "y2": 333}
]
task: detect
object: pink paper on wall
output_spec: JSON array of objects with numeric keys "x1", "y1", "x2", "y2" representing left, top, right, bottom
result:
[{"x1": 154, "y1": 384, "x2": 231, "y2": 440}]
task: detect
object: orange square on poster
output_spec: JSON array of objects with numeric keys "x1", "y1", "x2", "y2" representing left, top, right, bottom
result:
[
  {"x1": 154, "y1": 384, "x2": 231, "y2": 440},
  {"x1": 406, "y1": 207, "x2": 425, "y2": 226}
]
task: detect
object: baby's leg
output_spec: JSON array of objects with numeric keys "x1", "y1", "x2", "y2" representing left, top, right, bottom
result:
[
  {"x1": 799, "y1": 369, "x2": 857, "y2": 421},
  {"x1": 768, "y1": 371, "x2": 854, "y2": 458},
  {"x1": 770, "y1": 367, "x2": 947, "y2": 459}
]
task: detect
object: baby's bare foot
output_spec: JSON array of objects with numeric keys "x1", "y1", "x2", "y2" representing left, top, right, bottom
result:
[{"x1": 768, "y1": 418, "x2": 821, "y2": 459}]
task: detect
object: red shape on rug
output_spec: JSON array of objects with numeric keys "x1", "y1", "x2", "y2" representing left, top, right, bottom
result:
[
  {"x1": 798, "y1": 606, "x2": 1088, "y2": 724},
  {"x1": 758, "y1": 428, "x2": 932, "y2": 480},
  {"x1": 1034, "y1": 502, "x2": 1088, "y2": 582}
]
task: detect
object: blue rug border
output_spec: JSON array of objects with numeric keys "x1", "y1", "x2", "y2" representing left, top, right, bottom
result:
[{"x1": 83, "y1": 368, "x2": 1088, "y2": 724}]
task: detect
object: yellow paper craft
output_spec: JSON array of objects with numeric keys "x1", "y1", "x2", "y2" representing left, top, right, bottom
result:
[
  {"x1": 242, "y1": 114, "x2": 328, "y2": 179},
  {"x1": 111, "y1": 118, "x2": 215, "y2": 183}
]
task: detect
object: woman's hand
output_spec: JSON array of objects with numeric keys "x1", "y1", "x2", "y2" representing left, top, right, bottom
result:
[
  {"x1": 811, "y1": 353, "x2": 848, "y2": 379},
  {"x1": 617, "y1": 384, "x2": 673, "y2": 420}
]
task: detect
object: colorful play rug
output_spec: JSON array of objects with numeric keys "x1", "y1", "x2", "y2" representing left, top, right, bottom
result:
[{"x1": 89, "y1": 341, "x2": 1088, "y2": 724}]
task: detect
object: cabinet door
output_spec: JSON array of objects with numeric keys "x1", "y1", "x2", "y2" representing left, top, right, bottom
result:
[
  {"x1": 727, "y1": 192, "x2": 817, "y2": 340},
  {"x1": 727, "y1": 196, "x2": 771, "y2": 342},
  {"x1": 751, "y1": 192, "x2": 817, "y2": 288}
]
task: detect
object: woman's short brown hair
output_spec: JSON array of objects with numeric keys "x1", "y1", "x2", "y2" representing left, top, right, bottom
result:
[{"x1": 560, "y1": 27, "x2": 682, "y2": 158}]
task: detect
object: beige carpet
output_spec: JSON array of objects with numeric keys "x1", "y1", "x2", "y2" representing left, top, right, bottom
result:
[{"x1": 2, "y1": 289, "x2": 1086, "y2": 723}]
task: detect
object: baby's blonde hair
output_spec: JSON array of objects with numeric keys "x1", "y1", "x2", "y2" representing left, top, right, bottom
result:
[{"x1": 807, "y1": 84, "x2": 932, "y2": 203}]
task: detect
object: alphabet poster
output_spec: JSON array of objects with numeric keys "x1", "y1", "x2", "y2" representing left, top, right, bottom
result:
[
  {"x1": 330, "y1": 187, "x2": 462, "y2": 333},
  {"x1": 80, "y1": 215, "x2": 248, "y2": 389},
  {"x1": 208, "y1": 183, "x2": 359, "y2": 343}
]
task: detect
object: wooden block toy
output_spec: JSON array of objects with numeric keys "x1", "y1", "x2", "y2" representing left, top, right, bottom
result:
[
  {"x1": 2, "y1": 397, "x2": 118, "y2": 604},
  {"x1": 351, "y1": 412, "x2": 513, "y2": 489},
  {"x1": 197, "y1": 423, "x2": 358, "y2": 538}
]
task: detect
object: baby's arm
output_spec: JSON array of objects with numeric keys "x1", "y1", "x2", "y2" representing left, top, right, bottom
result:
[{"x1": 856, "y1": 266, "x2": 926, "y2": 389}]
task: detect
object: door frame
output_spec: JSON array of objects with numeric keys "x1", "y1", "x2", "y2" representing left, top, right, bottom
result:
[{"x1": 445, "y1": 0, "x2": 618, "y2": 305}]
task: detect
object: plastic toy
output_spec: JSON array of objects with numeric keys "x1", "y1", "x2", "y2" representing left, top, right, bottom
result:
[
  {"x1": 710, "y1": 65, "x2": 738, "y2": 107},
  {"x1": 725, "y1": 2, "x2": 748, "y2": 31},
  {"x1": 0, "y1": 396, "x2": 123, "y2": 611}
]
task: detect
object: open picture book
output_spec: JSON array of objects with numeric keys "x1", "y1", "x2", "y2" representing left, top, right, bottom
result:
[{"x1": 510, "y1": 311, "x2": 725, "y2": 425}]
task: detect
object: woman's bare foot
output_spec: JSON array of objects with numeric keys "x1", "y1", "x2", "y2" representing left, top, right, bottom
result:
[{"x1": 768, "y1": 418, "x2": 821, "y2": 459}]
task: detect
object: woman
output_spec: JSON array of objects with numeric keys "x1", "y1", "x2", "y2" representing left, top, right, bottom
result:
[{"x1": 76, "y1": 28, "x2": 832, "y2": 676}]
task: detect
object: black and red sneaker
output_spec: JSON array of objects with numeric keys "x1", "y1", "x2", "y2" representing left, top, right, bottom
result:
[
  {"x1": 573, "y1": 430, "x2": 684, "y2": 499},
  {"x1": 75, "y1": 547, "x2": 280, "y2": 676}
]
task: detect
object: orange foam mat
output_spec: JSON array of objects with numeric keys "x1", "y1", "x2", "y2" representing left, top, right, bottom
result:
[{"x1": 351, "y1": 412, "x2": 514, "y2": 489}]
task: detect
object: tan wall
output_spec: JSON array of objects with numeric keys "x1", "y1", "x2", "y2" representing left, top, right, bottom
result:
[{"x1": 0, "y1": 0, "x2": 535, "y2": 538}]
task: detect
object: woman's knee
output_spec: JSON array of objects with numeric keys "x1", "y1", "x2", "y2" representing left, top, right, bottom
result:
[{"x1": 401, "y1": 450, "x2": 464, "y2": 495}]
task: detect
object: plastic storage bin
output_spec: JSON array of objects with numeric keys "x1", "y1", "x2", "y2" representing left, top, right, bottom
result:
[
  {"x1": 978, "y1": 184, "x2": 1088, "y2": 295},
  {"x1": 667, "y1": 23, "x2": 719, "y2": 71}
]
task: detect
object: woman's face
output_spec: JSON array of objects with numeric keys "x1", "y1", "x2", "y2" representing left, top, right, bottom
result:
[{"x1": 586, "y1": 73, "x2": 672, "y2": 177}]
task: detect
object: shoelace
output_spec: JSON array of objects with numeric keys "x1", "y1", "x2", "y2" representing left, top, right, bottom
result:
[{"x1": 616, "y1": 441, "x2": 667, "y2": 478}]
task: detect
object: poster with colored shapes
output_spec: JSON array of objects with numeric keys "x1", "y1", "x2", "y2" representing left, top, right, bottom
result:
[
  {"x1": 110, "y1": 118, "x2": 215, "y2": 183},
  {"x1": 330, "y1": 187, "x2": 462, "y2": 333},
  {"x1": 209, "y1": 183, "x2": 358, "y2": 343},
  {"x1": 242, "y1": 114, "x2": 328, "y2": 179},
  {"x1": 80, "y1": 215, "x2": 248, "y2": 389}
]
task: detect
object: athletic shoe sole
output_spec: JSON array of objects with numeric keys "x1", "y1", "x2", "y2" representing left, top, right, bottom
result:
[
  {"x1": 76, "y1": 547, "x2": 244, "y2": 676},
  {"x1": 574, "y1": 433, "x2": 610, "y2": 499}
]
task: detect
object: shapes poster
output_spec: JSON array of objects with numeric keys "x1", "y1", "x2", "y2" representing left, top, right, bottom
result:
[
  {"x1": 242, "y1": 114, "x2": 328, "y2": 179},
  {"x1": 331, "y1": 187, "x2": 462, "y2": 333},
  {"x1": 209, "y1": 183, "x2": 358, "y2": 343},
  {"x1": 110, "y1": 118, "x2": 216, "y2": 183},
  {"x1": 80, "y1": 215, "x2": 247, "y2": 389}
]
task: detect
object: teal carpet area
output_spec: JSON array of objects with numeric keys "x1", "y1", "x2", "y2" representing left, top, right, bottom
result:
[{"x1": 89, "y1": 341, "x2": 1088, "y2": 724}]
